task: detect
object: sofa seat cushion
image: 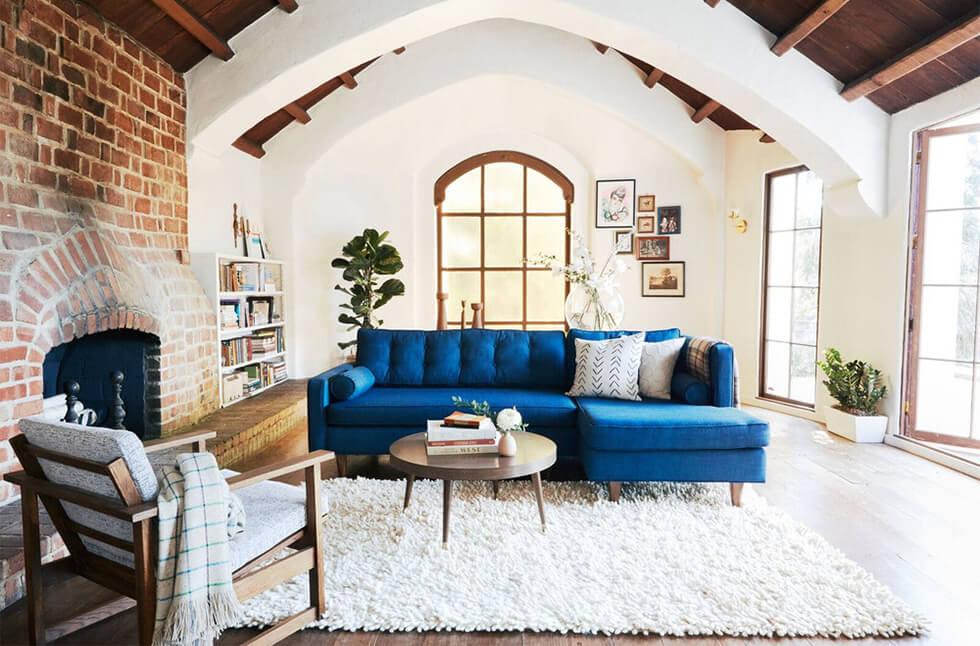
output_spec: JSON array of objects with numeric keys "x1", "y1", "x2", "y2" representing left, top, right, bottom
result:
[
  {"x1": 327, "y1": 387, "x2": 577, "y2": 428},
  {"x1": 577, "y1": 398, "x2": 769, "y2": 451}
]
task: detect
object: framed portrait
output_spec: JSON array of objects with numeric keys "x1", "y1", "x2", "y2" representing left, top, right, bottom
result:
[
  {"x1": 596, "y1": 179, "x2": 636, "y2": 228},
  {"x1": 637, "y1": 215, "x2": 656, "y2": 233},
  {"x1": 614, "y1": 230, "x2": 633, "y2": 255},
  {"x1": 638, "y1": 195, "x2": 656, "y2": 212},
  {"x1": 657, "y1": 205, "x2": 682, "y2": 235},
  {"x1": 642, "y1": 261, "x2": 685, "y2": 297},
  {"x1": 635, "y1": 235, "x2": 670, "y2": 261}
]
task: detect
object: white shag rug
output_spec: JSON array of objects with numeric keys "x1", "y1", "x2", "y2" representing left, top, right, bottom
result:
[{"x1": 236, "y1": 478, "x2": 925, "y2": 638}]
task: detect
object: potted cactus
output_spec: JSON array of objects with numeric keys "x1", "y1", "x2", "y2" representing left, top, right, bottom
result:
[{"x1": 817, "y1": 348, "x2": 888, "y2": 443}]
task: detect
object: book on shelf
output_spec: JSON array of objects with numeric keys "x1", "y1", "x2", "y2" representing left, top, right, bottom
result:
[
  {"x1": 220, "y1": 303, "x2": 240, "y2": 330},
  {"x1": 222, "y1": 372, "x2": 247, "y2": 405},
  {"x1": 443, "y1": 410, "x2": 491, "y2": 429},
  {"x1": 248, "y1": 298, "x2": 273, "y2": 326}
]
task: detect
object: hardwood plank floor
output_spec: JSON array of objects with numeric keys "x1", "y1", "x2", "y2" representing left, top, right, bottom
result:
[{"x1": 1, "y1": 407, "x2": 976, "y2": 645}]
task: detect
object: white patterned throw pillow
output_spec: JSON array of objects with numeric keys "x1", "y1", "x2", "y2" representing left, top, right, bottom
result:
[
  {"x1": 567, "y1": 333, "x2": 644, "y2": 400},
  {"x1": 638, "y1": 337, "x2": 686, "y2": 400}
]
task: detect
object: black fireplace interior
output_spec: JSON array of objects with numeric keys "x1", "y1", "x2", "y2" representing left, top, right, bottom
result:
[{"x1": 42, "y1": 329, "x2": 160, "y2": 439}]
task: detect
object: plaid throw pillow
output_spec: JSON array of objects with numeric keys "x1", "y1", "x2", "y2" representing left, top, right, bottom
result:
[{"x1": 567, "y1": 333, "x2": 644, "y2": 401}]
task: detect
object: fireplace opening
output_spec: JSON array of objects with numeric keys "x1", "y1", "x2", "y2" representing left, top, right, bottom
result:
[{"x1": 42, "y1": 330, "x2": 162, "y2": 439}]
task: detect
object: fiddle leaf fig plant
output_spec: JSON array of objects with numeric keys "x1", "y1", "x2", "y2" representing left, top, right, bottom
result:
[
  {"x1": 816, "y1": 348, "x2": 887, "y2": 416},
  {"x1": 332, "y1": 228, "x2": 405, "y2": 350}
]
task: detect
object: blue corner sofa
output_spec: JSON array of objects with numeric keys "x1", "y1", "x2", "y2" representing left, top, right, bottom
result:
[{"x1": 308, "y1": 328, "x2": 769, "y2": 502}]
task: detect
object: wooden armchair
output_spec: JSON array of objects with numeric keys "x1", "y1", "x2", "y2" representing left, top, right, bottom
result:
[{"x1": 4, "y1": 416, "x2": 334, "y2": 645}]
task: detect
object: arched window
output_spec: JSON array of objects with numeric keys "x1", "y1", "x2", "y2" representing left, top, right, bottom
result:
[{"x1": 434, "y1": 151, "x2": 573, "y2": 329}]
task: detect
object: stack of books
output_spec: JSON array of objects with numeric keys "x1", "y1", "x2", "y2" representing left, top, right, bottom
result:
[
  {"x1": 250, "y1": 330, "x2": 278, "y2": 355},
  {"x1": 426, "y1": 411, "x2": 498, "y2": 455}
]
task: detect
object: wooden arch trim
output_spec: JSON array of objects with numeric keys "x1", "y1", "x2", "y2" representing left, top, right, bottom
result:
[{"x1": 433, "y1": 150, "x2": 575, "y2": 206}]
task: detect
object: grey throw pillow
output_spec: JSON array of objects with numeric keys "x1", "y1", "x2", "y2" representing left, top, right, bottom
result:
[
  {"x1": 567, "y1": 333, "x2": 644, "y2": 400},
  {"x1": 638, "y1": 337, "x2": 686, "y2": 400}
]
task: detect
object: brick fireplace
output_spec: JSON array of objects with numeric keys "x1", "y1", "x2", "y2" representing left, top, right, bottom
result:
[{"x1": 0, "y1": 0, "x2": 219, "y2": 503}]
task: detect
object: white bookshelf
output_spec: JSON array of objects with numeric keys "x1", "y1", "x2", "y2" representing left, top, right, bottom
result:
[{"x1": 191, "y1": 253, "x2": 289, "y2": 407}]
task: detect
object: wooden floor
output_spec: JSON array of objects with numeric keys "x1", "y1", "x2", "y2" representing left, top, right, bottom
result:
[{"x1": 1, "y1": 407, "x2": 977, "y2": 645}]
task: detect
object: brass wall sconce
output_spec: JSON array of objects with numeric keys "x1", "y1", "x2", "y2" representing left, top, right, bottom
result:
[{"x1": 728, "y1": 208, "x2": 748, "y2": 234}]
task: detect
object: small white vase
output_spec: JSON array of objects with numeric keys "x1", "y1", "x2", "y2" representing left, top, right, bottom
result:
[{"x1": 498, "y1": 432, "x2": 517, "y2": 457}]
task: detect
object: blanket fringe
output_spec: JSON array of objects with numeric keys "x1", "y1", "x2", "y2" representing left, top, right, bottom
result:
[{"x1": 153, "y1": 590, "x2": 243, "y2": 646}]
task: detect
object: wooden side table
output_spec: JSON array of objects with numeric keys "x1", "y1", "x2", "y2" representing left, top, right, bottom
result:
[{"x1": 389, "y1": 431, "x2": 557, "y2": 544}]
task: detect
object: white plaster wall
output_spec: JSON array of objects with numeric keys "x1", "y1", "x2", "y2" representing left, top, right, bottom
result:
[
  {"x1": 264, "y1": 76, "x2": 724, "y2": 377},
  {"x1": 187, "y1": 146, "x2": 265, "y2": 256}
]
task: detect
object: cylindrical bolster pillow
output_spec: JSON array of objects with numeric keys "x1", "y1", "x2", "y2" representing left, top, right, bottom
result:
[
  {"x1": 328, "y1": 366, "x2": 375, "y2": 401},
  {"x1": 671, "y1": 371, "x2": 711, "y2": 405}
]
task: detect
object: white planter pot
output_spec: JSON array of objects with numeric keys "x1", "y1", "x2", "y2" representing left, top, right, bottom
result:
[{"x1": 824, "y1": 406, "x2": 888, "y2": 443}]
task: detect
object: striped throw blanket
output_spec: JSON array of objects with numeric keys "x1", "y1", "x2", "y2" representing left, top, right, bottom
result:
[
  {"x1": 153, "y1": 453, "x2": 245, "y2": 646},
  {"x1": 683, "y1": 336, "x2": 740, "y2": 406}
]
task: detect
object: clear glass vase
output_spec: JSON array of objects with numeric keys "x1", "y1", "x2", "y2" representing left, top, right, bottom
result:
[{"x1": 564, "y1": 283, "x2": 625, "y2": 331}]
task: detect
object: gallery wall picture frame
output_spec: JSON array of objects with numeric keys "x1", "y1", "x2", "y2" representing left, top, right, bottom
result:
[
  {"x1": 614, "y1": 230, "x2": 634, "y2": 255},
  {"x1": 642, "y1": 261, "x2": 685, "y2": 297},
  {"x1": 638, "y1": 195, "x2": 656, "y2": 212},
  {"x1": 596, "y1": 179, "x2": 636, "y2": 229},
  {"x1": 636, "y1": 235, "x2": 670, "y2": 261},
  {"x1": 244, "y1": 232, "x2": 266, "y2": 259},
  {"x1": 657, "y1": 205, "x2": 682, "y2": 235},
  {"x1": 637, "y1": 215, "x2": 656, "y2": 233}
]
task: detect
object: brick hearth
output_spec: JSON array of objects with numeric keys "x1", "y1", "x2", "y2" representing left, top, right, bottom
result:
[{"x1": 0, "y1": 0, "x2": 219, "y2": 503}]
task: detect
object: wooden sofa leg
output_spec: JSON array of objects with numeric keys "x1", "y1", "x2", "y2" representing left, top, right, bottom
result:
[
  {"x1": 608, "y1": 481, "x2": 622, "y2": 503},
  {"x1": 335, "y1": 455, "x2": 348, "y2": 478},
  {"x1": 730, "y1": 483, "x2": 744, "y2": 507}
]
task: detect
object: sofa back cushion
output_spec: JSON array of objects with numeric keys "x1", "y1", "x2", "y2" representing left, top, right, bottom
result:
[
  {"x1": 356, "y1": 328, "x2": 566, "y2": 389},
  {"x1": 564, "y1": 328, "x2": 681, "y2": 388}
]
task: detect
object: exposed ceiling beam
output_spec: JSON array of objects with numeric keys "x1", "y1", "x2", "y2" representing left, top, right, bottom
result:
[
  {"x1": 339, "y1": 72, "x2": 358, "y2": 89},
  {"x1": 149, "y1": 0, "x2": 234, "y2": 61},
  {"x1": 771, "y1": 0, "x2": 851, "y2": 56},
  {"x1": 592, "y1": 41, "x2": 609, "y2": 54},
  {"x1": 841, "y1": 8, "x2": 980, "y2": 101},
  {"x1": 277, "y1": 0, "x2": 299, "y2": 12},
  {"x1": 691, "y1": 99, "x2": 721, "y2": 123},
  {"x1": 760, "y1": 133, "x2": 776, "y2": 143},
  {"x1": 393, "y1": 47, "x2": 406, "y2": 55},
  {"x1": 284, "y1": 102, "x2": 311, "y2": 124},
  {"x1": 233, "y1": 137, "x2": 265, "y2": 159},
  {"x1": 704, "y1": 0, "x2": 722, "y2": 7},
  {"x1": 644, "y1": 68, "x2": 665, "y2": 88}
]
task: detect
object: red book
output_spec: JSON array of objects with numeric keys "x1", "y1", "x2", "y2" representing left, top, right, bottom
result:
[{"x1": 443, "y1": 411, "x2": 489, "y2": 428}]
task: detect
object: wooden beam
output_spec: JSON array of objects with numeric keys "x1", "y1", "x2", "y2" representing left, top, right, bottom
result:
[
  {"x1": 691, "y1": 99, "x2": 721, "y2": 123},
  {"x1": 704, "y1": 0, "x2": 722, "y2": 7},
  {"x1": 150, "y1": 0, "x2": 234, "y2": 61},
  {"x1": 841, "y1": 9, "x2": 980, "y2": 101},
  {"x1": 277, "y1": 0, "x2": 299, "y2": 11},
  {"x1": 591, "y1": 41, "x2": 608, "y2": 54},
  {"x1": 284, "y1": 102, "x2": 311, "y2": 124},
  {"x1": 232, "y1": 137, "x2": 265, "y2": 159},
  {"x1": 644, "y1": 68, "x2": 665, "y2": 88},
  {"x1": 339, "y1": 72, "x2": 357, "y2": 89},
  {"x1": 771, "y1": 0, "x2": 850, "y2": 56},
  {"x1": 393, "y1": 46, "x2": 406, "y2": 55},
  {"x1": 760, "y1": 133, "x2": 776, "y2": 143}
]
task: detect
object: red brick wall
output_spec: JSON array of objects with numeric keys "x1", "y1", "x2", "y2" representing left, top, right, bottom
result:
[{"x1": 0, "y1": 0, "x2": 219, "y2": 502}]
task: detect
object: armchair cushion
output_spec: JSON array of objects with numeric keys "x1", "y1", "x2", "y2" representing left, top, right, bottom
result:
[{"x1": 329, "y1": 366, "x2": 375, "y2": 401}]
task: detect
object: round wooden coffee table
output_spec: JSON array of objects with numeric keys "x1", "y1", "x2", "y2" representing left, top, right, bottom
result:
[{"x1": 389, "y1": 431, "x2": 557, "y2": 544}]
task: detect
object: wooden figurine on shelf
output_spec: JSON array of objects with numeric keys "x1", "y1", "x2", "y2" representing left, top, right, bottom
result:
[
  {"x1": 242, "y1": 217, "x2": 251, "y2": 257},
  {"x1": 436, "y1": 292, "x2": 448, "y2": 330},
  {"x1": 460, "y1": 301, "x2": 467, "y2": 330},
  {"x1": 471, "y1": 303, "x2": 485, "y2": 329},
  {"x1": 233, "y1": 203, "x2": 241, "y2": 250}
]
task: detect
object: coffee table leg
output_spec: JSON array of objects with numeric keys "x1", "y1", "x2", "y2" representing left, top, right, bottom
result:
[
  {"x1": 403, "y1": 474, "x2": 414, "y2": 510},
  {"x1": 442, "y1": 479, "x2": 453, "y2": 546},
  {"x1": 531, "y1": 471, "x2": 546, "y2": 530},
  {"x1": 491, "y1": 480, "x2": 499, "y2": 500}
]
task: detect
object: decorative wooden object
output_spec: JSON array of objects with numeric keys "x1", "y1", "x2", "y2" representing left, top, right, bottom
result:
[
  {"x1": 232, "y1": 203, "x2": 240, "y2": 250},
  {"x1": 771, "y1": 0, "x2": 851, "y2": 56},
  {"x1": 436, "y1": 292, "x2": 449, "y2": 330},
  {"x1": 63, "y1": 381, "x2": 80, "y2": 424},
  {"x1": 108, "y1": 371, "x2": 126, "y2": 430},
  {"x1": 470, "y1": 303, "x2": 485, "y2": 329},
  {"x1": 149, "y1": 0, "x2": 234, "y2": 61},
  {"x1": 4, "y1": 429, "x2": 333, "y2": 646},
  {"x1": 459, "y1": 301, "x2": 467, "y2": 330}
]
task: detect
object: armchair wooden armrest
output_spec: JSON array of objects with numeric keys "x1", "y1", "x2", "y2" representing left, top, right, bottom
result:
[
  {"x1": 142, "y1": 430, "x2": 217, "y2": 454},
  {"x1": 3, "y1": 470, "x2": 158, "y2": 522},
  {"x1": 225, "y1": 450, "x2": 335, "y2": 491}
]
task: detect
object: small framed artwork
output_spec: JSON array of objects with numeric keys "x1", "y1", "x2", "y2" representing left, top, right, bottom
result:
[
  {"x1": 638, "y1": 195, "x2": 656, "y2": 212},
  {"x1": 614, "y1": 230, "x2": 633, "y2": 255},
  {"x1": 657, "y1": 205, "x2": 682, "y2": 235},
  {"x1": 636, "y1": 235, "x2": 670, "y2": 261},
  {"x1": 642, "y1": 261, "x2": 685, "y2": 297},
  {"x1": 596, "y1": 179, "x2": 636, "y2": 228},
  {"x1": 637, "y1": 215, "x2": 656, "y2": 233},
  {"x1": 244, "y1": 233, "x2": 266, "y2": 259}
]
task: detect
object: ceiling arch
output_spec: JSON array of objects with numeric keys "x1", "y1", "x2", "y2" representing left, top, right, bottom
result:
[{"x1": 185, "y1": 0, "x2": 888, "y2": 217}]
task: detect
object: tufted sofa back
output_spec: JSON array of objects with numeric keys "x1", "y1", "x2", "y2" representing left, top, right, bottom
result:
[{"x1": 356, "y1": 329, "x2": 566, "y2": 389}]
